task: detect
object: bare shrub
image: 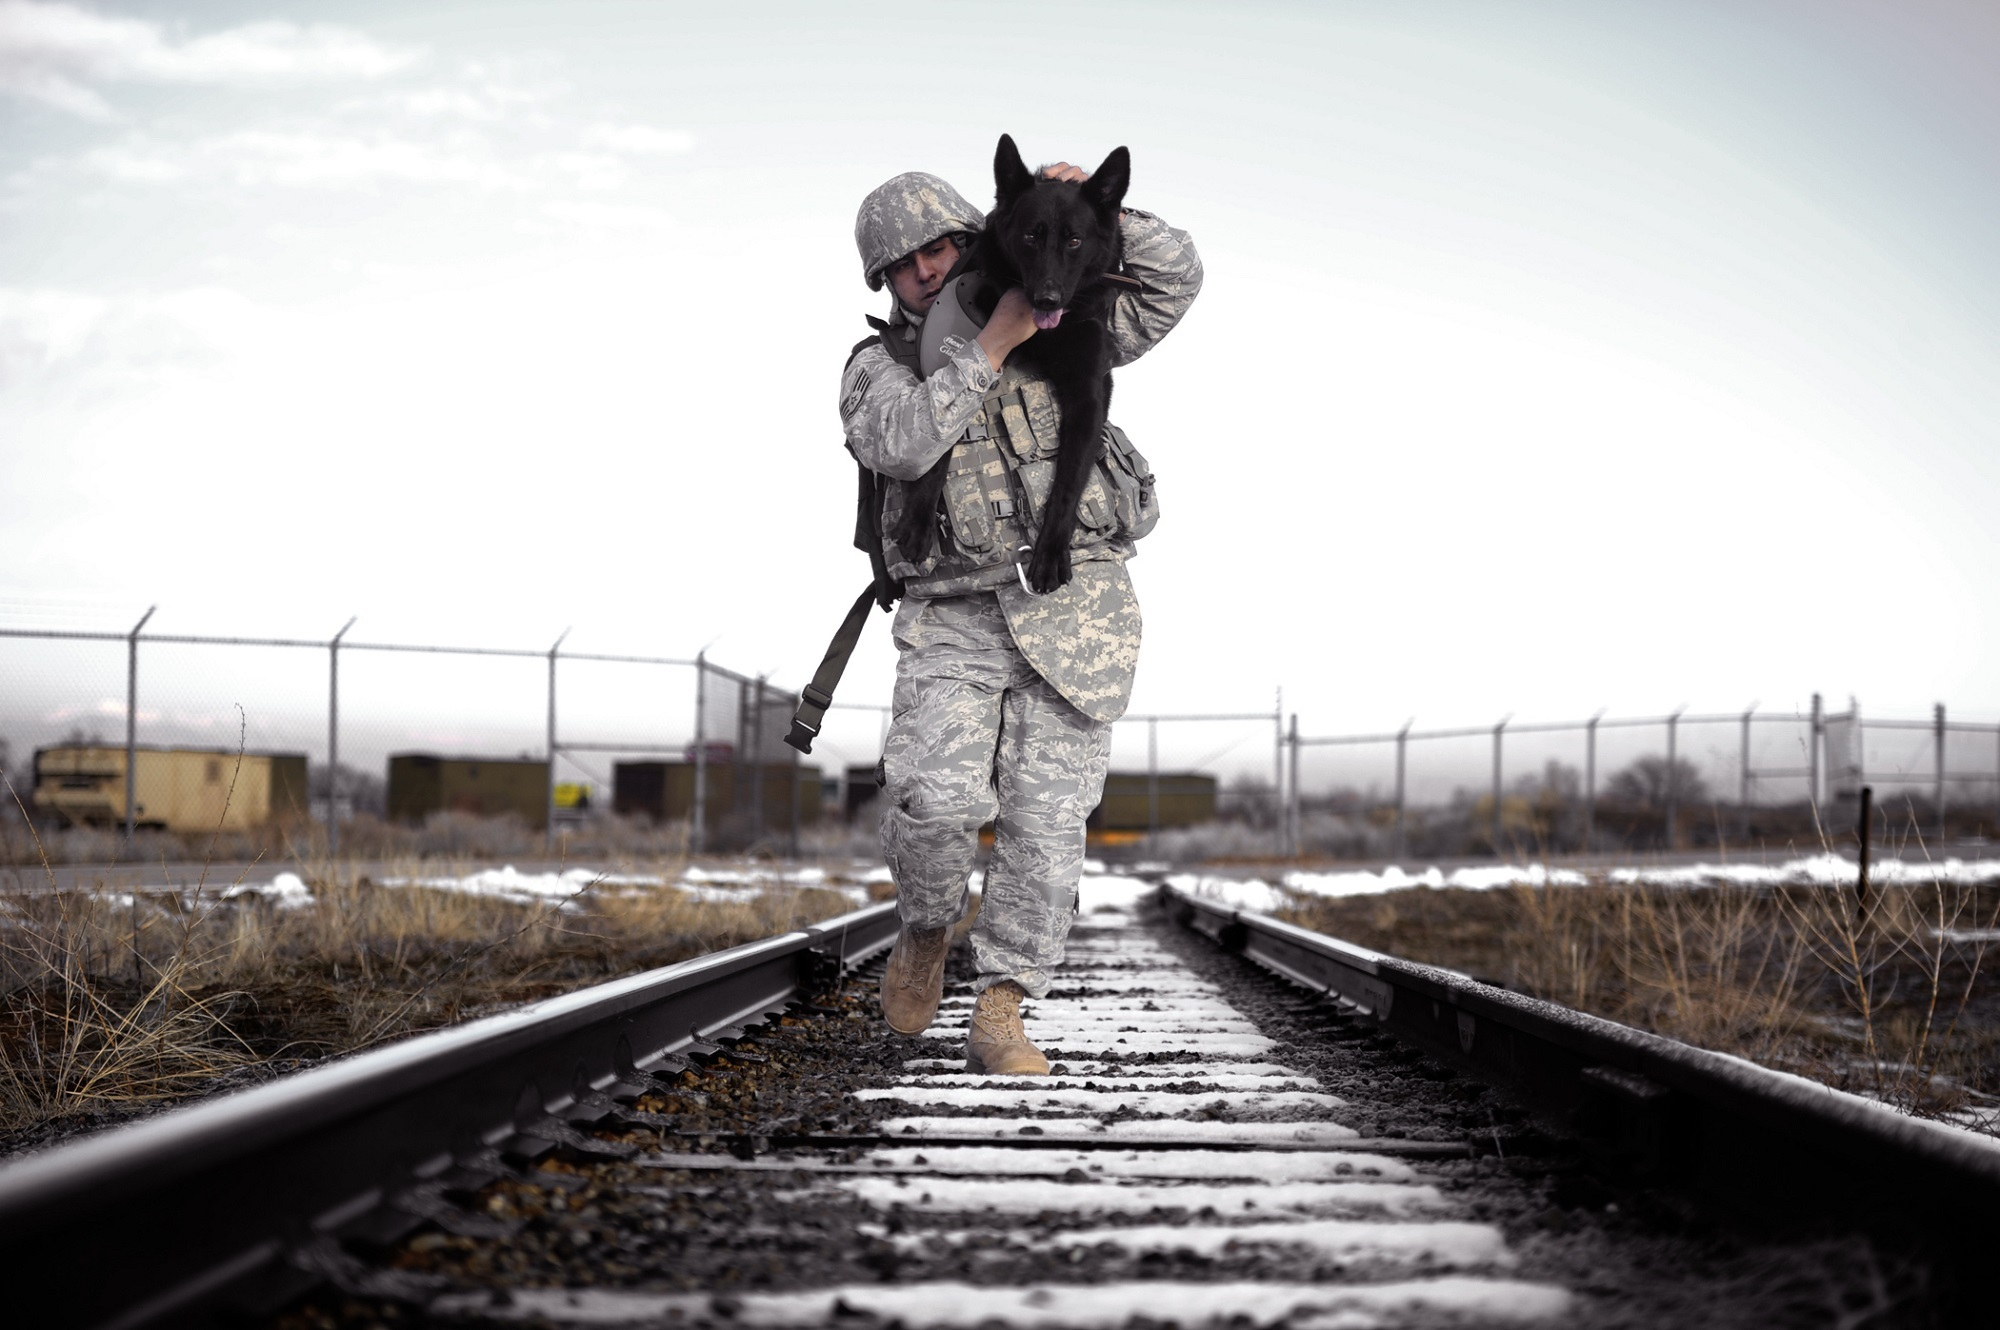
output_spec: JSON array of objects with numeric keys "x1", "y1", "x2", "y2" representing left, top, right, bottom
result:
[{"x1": 1278, "y1": 866, "x2": 2000, "y2": 1128}]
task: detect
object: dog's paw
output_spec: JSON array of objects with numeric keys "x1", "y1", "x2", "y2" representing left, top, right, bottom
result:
[{"x1": 1027, "y1": 541, "x2": 1072, "y2": 594}]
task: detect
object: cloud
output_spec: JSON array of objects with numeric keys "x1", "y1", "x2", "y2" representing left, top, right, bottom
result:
[
  {"x1": 581, "y1": 123, "x2": 694, "y2": 155},
  {"x1": 0, "y1": 285, "x2": 262, "y2": 389},
  {"x1": 535, "y1": 199, "x2": 675, "y2": 234},
  {"x1": 73, "y1": 129, "x2": 530, "y2": 190},
  {"x1": 0, "y1": 1, "x2": 419, "y2": 118}
]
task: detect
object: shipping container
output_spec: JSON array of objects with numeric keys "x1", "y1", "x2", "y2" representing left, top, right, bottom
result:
[
  {"x1": 1088, "y1": 771, "x2": 1218, "y2": 832},
  {"x1": 386, "y1": 754, "x2": 550, "y2": 829},
  {"x1": 31, "y1": 746, "x2": 308, "y2": 832},
  {"x1": 612, "y1": 759, "x2": 821, "y2": 839}
]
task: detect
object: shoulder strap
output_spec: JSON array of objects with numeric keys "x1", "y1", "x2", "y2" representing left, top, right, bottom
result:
[
  {"x1": 790, "y1": 320, "x2": 913, "y2": 754},
  {"x1": 785, "y1": 583, "x2": 880, "y2": 755}
]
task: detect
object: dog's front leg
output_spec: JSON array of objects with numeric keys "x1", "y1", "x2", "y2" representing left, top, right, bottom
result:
[
  {"x1": 890, "y1": 454, "x2": 950, "y2": 563},
  {"x1": 1026, "y1": 366, "x2": 1111, "y2": 594}
]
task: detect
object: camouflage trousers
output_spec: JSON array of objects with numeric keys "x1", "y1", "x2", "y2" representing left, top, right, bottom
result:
[{"x1": 880, "y1": 592, "x2": 1113, "y2": 999}]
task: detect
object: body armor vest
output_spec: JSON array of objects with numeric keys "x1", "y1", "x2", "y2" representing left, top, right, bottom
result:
[{"x1": 863, "y1": 321, "x2": 1159, "y2": 599}]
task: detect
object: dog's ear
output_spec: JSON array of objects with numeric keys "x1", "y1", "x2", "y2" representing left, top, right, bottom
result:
[
  {"x1": 1081, "y1": 145, "x2": 1131, "y2": 219},
  {"x1": 994, "y1": 134, "x2": 1035, "y2": 204}
]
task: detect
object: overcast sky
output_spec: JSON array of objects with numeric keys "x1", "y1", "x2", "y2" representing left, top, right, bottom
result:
[{"x1": 3, "y1": 0, "x2": 1996, "y2": 779}]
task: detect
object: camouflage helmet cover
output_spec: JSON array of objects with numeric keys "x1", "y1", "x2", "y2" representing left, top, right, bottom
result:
[{"x1": 855, "y1": 171, "x2": 985, "y2": 291}]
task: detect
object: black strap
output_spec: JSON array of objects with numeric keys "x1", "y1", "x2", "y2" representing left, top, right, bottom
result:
[
  {"x1": 785, "y1": 583, "x2": 882, "y2": 754},
  {"x1": 787, "y1": 317, "x2": 929, "y2": 754}
]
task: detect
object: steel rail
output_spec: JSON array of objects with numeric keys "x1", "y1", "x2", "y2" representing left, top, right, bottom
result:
[
  {"x1": 0, "y1": 900, "x2": 898, "y2": 1329},
  {"x1": 1158, "y1": 880, "x2": 2000, "y2": 1296}
]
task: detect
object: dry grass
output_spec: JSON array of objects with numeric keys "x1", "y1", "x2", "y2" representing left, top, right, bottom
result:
[
  {"x1": 1277, "y1": 870, "x2": 2000, "y2": 1126},
  {"x1": 0, "y1": 771, "x2": 877, "y2": 1150}
]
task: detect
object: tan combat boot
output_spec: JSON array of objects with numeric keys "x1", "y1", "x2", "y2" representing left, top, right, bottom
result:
[
  {"x1": 878, "y1": 926, "x2": 951, "y2": 1035},
  {"x1": 964, "y1": 980, "x2": 1050, "y2": 1076}
]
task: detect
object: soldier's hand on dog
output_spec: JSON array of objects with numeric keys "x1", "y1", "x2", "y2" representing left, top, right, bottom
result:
[
  {"x1": 977, "y1": 287, "x2": 1042, "y2": 371},
  {"x1": 1041, "y1": 162, "x2": 1127, "y2": 219}
]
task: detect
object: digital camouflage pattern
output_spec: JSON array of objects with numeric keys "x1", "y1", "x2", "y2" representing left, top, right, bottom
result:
[
  {"x1": 879, "y1": 593, "x2": 1111, "y2": 999},
  {"x1": 854, "y1": 172, "x2": 986, "y2": 292},
  {"x1": 842, "y1": 209, "x2": 1199, "y2": 723},
  {"x1": 996, "y1": 558, "x2": 1143, "y2": 724},
  {"x1": 848, "y1": 190, "x2": 1200, "y2": 999}
]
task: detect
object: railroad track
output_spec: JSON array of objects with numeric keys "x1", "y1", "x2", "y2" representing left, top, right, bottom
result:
[{"x1": 5, "y1": 880, "x2": 1999, "y2": 1327}]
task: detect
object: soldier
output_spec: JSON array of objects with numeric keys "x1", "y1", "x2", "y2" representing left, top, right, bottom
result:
[{"x1": 843, "y1": 163, "x2": 1201, "y2": 1073}]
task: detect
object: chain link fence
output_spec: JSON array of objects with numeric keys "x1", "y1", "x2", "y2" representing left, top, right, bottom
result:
[
  {"x1": 1282, "y1": 696, "x2": 2000, "y2": 858},
  {"x1": 4, "y1": 613, "x2": 1994, "y2": 862}
]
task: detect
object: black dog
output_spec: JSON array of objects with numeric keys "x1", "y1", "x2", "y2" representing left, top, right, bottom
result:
[{"x1": 891, "y1": 134, "x2": 1130, "y2": 594}]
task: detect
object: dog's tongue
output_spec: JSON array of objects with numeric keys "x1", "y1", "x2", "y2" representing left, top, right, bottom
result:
[{"x1": 1033, "y1": 308, "x2": 1065, "y2": 331}]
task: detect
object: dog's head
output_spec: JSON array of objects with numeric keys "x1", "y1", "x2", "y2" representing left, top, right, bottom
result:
[{"x1": 990, "y1": 134, "x2": 1130, "y2": 330}]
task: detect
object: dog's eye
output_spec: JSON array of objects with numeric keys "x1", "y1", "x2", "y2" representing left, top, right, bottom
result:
[
  {"x1": 1022, "y1": 232, "x2": 1037, "y2": 246},
  {"x1": 1066, "y1": 237, "x2": 1081, "y2": 250}
]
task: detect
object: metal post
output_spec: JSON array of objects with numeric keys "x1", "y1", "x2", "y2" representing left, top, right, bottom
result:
[
  {"x1": 1738, "y1": 702, "x2": 1755, "y2": 844},
  {"x1": 1490, "y1": 716, "x2": 1507, "y2": 853},
  {"x1": 1584, "y1": 711, "x2": 1601, "y2": 852},
  {"x1": 1935, "y1": 702, "x2": 1947, "y2": 844},
  {"x1": 545, "y1": 628, "x2": 569, "y2": 853},
  {"x1": 1393, "y1": 720, "x2": 1410, "y2": 861},
  {"x1": 789, "y1": 709, "x2": 801, "y2": 861},
  {"x1": 327, "y1": 616, "x2": 356, "y2": 856},
  {"x1": 123, "y1": 605, "x2": 155, "y2": 842},
  {"x1": 1809, "y1": 692, "x2": 1823, "y2": 808},
  {"x1": 1272, "y1": 688, "x2": 1284, "y2": 852},
  {"x1": 1147, "y1": 716, "x2": 1159, "y2": 844},
  {"x1": 749, "y1": 675, "x2": 767, "y2": 843},
  {"x1": 692, "y1": 655, "x2": 708, "y2": 855},
  {"x1": 1665, "y1": 706, "x2": 1684, "y2": 851},
  {"x1": 1286, "y1": 713, "x2": 1300, "y2": 858}
]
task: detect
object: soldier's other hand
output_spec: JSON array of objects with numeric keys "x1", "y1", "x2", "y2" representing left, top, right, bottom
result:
[
  {"x1": 978, "y1": 287, "x2": 1040, "y2": 371},
  {"x1": 1041, "y1": 161, "x2": 1125, "y2": 220}
]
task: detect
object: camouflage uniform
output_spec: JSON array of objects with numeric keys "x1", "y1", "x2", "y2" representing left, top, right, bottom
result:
[{"x1": 844, "y1": 173, "x2": 1202, "y2": 998}]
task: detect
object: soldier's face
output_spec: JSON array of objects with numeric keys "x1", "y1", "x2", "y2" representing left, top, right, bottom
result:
[{"x1": 887, "y1": 235, "x2": 961, "y2": 313}]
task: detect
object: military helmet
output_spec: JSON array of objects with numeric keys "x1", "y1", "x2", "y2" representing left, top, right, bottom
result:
[{"x1": 854, "y1": 171, "x2": 985, "y2": 291}]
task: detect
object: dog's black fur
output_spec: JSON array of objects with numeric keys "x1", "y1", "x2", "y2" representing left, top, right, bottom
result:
[{"x1": 890, "y1": 134, "x2": 1130, "y2": 594}]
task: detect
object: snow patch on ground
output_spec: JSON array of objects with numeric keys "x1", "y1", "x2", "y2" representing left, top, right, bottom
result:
[
  {"x1": 854, "y1": 1085, "x2": 1346, "y2": 1113},
  {"x1": 876, "y1": 1116, "x2": 1361, "y2": 1144},
  {"x1": 1166, "y1": 853, "x2": 2000, "y2": 913},
  {"x1": 433, "y1": 1278, "x2": 1574, "y2": 1326},
  {"x1": 829, "y1": 1177, "x2": 1444, "y2": 1219}
]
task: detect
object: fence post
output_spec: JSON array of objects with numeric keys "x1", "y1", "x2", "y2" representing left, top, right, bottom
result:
[
  {"x1": 1272, "y1": 689, "x2": 1283, "y2": 855},
  {"x1": 327, "y1": 616, "x2": 356, "y2": 856},
  {"x1": 1393, "y1": 720, "x2": 1410, "y2": 862},
  {"x1": 123, "y1": 605, "x2": 155, "y2": 842},
  {"x1": 1146, "y1": 716, "x2": 1159, "y2": 844},
  {"x1": 1738, "y1": 702, "x2": 1755, "y2": 844},
  {"x1": 1665, "y1": 707, "x2": 1684, "y2": 851},
  {"x1": 1286, "y1": 713, "x2": 1299, "y2": 858},
  {"x1": 750, "y1": 675, "x2": 768, "y2": 844},
  {"x1": 545, "y1": 629, "x2": 569, "y2": 854},
  {"x1": 692, "y1": 654, "x2": 708, "y2": 855},
  {"x1": 1584, "y1": 711, "x2": 1601, "y2": 852},
  {"x1": 1490, "y1": 715, "x2": 1508, "y2": 853},
  {"x1": 789, "y1": 702, "x2": 801, "y2": 861},
  {"x1": 1935, "y1": 702, "x2": 1947, "y2": 844},
  {"x1": 1809, "y1": 692, "x2": 1823, "y2": 807}
]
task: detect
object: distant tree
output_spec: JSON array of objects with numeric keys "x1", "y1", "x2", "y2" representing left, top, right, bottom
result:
[
  {"x1": 309, "y1": 762, "x2": 387, "y2": 816},
  {"x1": 1224, "y1": 774, "x2": 1277, "y2": 828},
  {"x1": 1510, "y1": 760, "x2": 1580, "y2": 801},
  {"x1": 1606, "y1": 755, "x2": 1708, "y2": 809}
]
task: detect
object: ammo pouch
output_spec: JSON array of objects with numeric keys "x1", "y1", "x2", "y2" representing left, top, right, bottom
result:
[{"x1": 886, "y1": 371, "x2": 1161, "y2": 590}]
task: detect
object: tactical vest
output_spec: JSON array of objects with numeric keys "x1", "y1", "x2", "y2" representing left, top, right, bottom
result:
[{"x1": 859, "y1": 319, "x2": 1159, "y2": 599}]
